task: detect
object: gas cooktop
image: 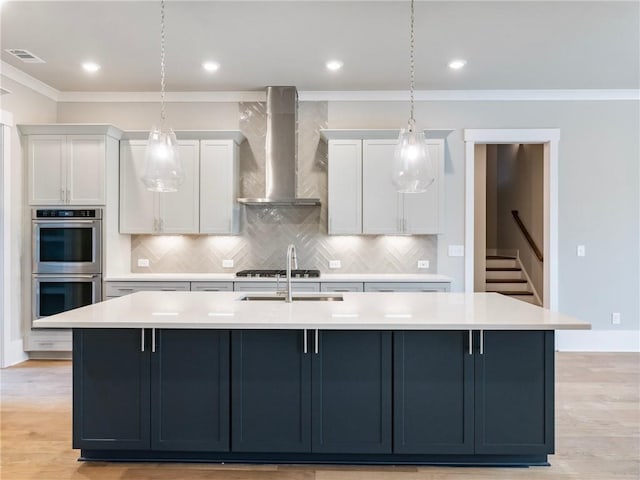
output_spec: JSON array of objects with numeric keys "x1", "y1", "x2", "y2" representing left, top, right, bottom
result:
[{"x1": 235, "y1": 269, "x2": 321, "y2": 278}]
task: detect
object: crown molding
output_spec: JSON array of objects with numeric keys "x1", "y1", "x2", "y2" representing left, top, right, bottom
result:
[
  {"x1": 2, "y1": 62, "x2": 638, "y2": 103},
  {"x1": 57, "y1": 90, "x2": 266, "y2": 103},
  {"x1": 0, "y1": 61, "x2": 59, "y2": 101},
  {"x1": 300, "y1": 89, "x2": 640, "y2": 102}
]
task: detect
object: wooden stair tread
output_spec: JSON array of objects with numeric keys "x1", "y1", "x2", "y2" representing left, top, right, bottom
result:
[
  {"x1": 486, "y1": 267, "x2": 521, "y2": 271},
  {"x1": 499, "y1": 291, "x2": 534, "y2": 296},
  {"x1": 486, "y1": 278, "x2": 528, "y2": 283},
  {"x1": 486, "y1": 255, "x2": 516, "y2": 260}
]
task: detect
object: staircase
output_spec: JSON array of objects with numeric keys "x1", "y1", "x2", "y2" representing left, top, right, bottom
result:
[{"x1": 485, "y1": 255, "x2": 539, "y2": 305}]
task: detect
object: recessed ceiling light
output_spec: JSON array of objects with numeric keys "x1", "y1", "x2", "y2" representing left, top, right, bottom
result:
[
  {"x1": 82, "y1": 62, "x2": 101, "y2": 73},
  {"x1": 202, "y1": 61, "x2": 220, "y2": 72},
  {"x1": 448, "y1": 59, "x2": 467, "y2": 70},
  {"x1": 326, "y1": 60, "x2": 343, "y2": 72}
]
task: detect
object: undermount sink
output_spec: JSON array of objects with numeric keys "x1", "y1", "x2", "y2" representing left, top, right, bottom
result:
[{"x1": 240, "y1": 293, "x2": 344, "y2": 302}]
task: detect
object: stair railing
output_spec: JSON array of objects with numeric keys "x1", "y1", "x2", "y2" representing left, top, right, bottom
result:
[{"x1": 511, "y1": 210, "x2": 543, "y2": 262}]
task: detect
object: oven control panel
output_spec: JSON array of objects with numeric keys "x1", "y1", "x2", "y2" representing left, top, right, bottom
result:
[{"x1": 34, "y1": 209, "x2": 101, "y2": 219}]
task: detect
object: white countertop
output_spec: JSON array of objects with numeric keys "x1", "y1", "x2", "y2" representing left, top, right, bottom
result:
[
  {"x1": 104, "y1": 273, "x2": 453, "y2": 283},
  {"x1": 34, "y1": 291, "x2": 590, "y2": 331}
]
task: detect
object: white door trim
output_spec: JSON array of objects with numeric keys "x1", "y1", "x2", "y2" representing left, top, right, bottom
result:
[{"x1": 463, "y1": 129, "x2": 560, "y2": 311}]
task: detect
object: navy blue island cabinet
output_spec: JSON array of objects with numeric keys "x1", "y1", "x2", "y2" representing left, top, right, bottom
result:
[
  {"x1": 73, "y1": 328, "x2": 554, "y2": 465},
  {"x1": 73, "y1": 328, "x2": 230, "y2": 453},
  {"x1": 231, "y1": 330, "x2": 392, "y2": 454}
]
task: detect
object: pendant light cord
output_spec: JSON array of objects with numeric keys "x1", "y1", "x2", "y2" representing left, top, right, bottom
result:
[
  {"x1": 159, "y1": 0, "x2": 167, "y2": 125},
  {"x1": 408, "y1": 0, "x2": 416, "y2": 133}
]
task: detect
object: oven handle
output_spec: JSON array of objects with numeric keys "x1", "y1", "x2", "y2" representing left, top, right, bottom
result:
[
  {"x1": 34, "y1": 274, "x2": 99, "y2": 279},
  {"x1": 33, "y1": 219, "x2": 98, "y2": 224}
]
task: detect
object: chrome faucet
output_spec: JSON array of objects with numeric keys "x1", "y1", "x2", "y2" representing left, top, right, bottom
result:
[{"x1": 285, "y1": 244, "x2": 298, "y2": 303}]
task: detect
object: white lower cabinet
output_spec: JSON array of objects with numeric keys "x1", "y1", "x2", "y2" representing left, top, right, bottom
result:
[
  {"x1": 233, "y1": 282, "x2": 321, "y2": 293},
  {"x1": 324, "y1": 131, "x2": 445, "y2": 235},
  {"x1": 105, "y1": 281, "x2": 191, "y2": 298},
  {"x1": 120, "y1": 140, "x2": 199, "y2": 234},
  {"x1": 320, "y1": 282, "x2": 364, "y2": 292},
  {"x1": 191, "y1": 282, "x2": 234, "y2": 292},
  {"x1": 364, "y1": 282, "x2": 450, "y2": 292}
]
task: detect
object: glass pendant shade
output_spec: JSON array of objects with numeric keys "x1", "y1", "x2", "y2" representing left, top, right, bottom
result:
[
  {"x1": 141, "y1": 126, "x2": 184, "y2": 192},
  {"x1": 392, "y1": 129, "x2": 435, "y2": 193}
]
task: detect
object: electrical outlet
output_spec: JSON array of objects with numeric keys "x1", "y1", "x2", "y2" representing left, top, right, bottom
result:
[
  {"x1": 329, "y1": 260, "x2": 342, "y2": 269},
  {"x1": 137, "y1": 258, "x2": 150, "y2": 267},
  {"x1": 448, "y1": 245, "x2": 465, "y2": 257},
  {"x1": 611, "y1": 312, "x2": 621, "y2": 325},
  {"x1": 417, "y1": 260, "x2": 430, "y2": 269},
  {"x1": 222, "y1": 259, "x2": 234, "y2": 268},
  {"x1": 577, "y1": 245, "x2": 586, "y2": 257}
]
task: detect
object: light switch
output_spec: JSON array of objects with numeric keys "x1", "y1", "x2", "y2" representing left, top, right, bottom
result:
[
  {"x1": 329, "y1": 260, "x2": 342, "y2": 269},
  {"x1": 448, "y1": 245, "x2": 465, "y2": 257},
  {"x1": 577, "y1": 245, "x2": 586, "y2": 257},
  {"x1": 222, "y1": 259, "x2": 234, "y2": 268},
  {"x1": 417, "y1": 260, "x2": 430, "y2": 269}
]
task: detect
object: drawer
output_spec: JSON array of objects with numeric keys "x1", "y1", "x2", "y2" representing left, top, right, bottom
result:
[
  {"x1": 191, "y1": 282, "x2": 234, "y2": 292},
  {"x1": 364, "y1": 282, "x2": 450, "y2": 293},
  {"x1": 233, "y1": 281, "x2": 320, "y2": 293},
  {"x1": 320, "y1": 282, "x2": 364, "y2": 292},
  {"x1": 105, "y1": 281, "x2": 191, "y2": 297}
]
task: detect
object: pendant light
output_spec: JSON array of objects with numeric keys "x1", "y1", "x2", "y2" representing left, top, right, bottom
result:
[
  {"x1": 392, "y1": 0, "x2": 435, "y2": 193},
  {"x1": 141, "y1": 0, "x2": 184, "y2": 192}
]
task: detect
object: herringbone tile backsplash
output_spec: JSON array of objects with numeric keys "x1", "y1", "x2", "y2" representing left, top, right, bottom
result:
[{"x1": 131, "y1": 102, "x2": 437, "y2": 274}]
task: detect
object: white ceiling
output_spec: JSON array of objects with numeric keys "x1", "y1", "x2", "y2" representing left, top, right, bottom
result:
[{"x1": 1, "y1": 1, "x2": 638, "y2": 93}]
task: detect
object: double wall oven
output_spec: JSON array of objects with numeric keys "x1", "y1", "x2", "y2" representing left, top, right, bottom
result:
[{"x1": 32, "y1": 208, "x2": 102, "y2": 327}]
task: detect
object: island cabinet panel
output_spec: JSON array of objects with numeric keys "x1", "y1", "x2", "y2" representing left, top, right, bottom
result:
[
  {"x1": 73, "y1": 329, "x2": 151, "y2": 450},
  {"x1": 231, "y1": 330, "x2": 312, "y2": 453},
  {"x1": 151, "y1": 330, "x2": 230, "y2": 452},
  {"x1": 393, "y1": 331, "x2": 474, "y2": 454},
  {"x1": 474, "y1": 330, "x2": 554, "y2": 455},
  {"x1": 312, "y1": 331, "x2": 392, "y2": 453},
  {"x1": 73, "y1": 328, "x2": 230, "y2": 453}
]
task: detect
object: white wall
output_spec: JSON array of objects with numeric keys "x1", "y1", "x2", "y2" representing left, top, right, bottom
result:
[
  {"x1": 328, "y1": 99, "x2": 640, "y2": 334},
  {"x1": 0, "y1": 75, "x2": 57, "y2": 366}
]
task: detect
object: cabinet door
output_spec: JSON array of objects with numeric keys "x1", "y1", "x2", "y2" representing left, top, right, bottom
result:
[
  {"x1": 73, "y1": 329, "x2": 150, "y2": 450},
  {"x1": 66, "y1": 135, "x2": 106, "y2": 205},
  {"x1": 312, "y1": 331, "x2": 392, "y2": 453},
  {"x1": 200, "y1": 140, "x2": 239, "y2": 234},
  {"x1": 394, "y1": 331, "x2": 474, "y2": 454},
  {"x1": 159, "y1": 140, "x2": 199, "y2": 234},
  {"x1": 328, "y1": 140, "x2": 362, "y2": 234},
  {"x1": 231, "y1": 330, "x2": 311, "y2": 452},
  {"x1": 120, "y1": 140, "x2": 156, "y2": 233},
  {"x1": 151, "y1": 329, "x2": 230, "y2": 451},
  {"x1": 403, "y1": 139, "x2": 444, "y2": 234},
  {"x1": 362, "y1": 140, "x2": 402, "y2": 234},
  {"x1": 320, "y1": 282, "x2": 364, "y2": 292},
  {"x1": 28, "y1": 135, "x2": 66, "y2": 205},
  {"x1": 474, "y1": 330, "x2": 554, "y2": 455}
]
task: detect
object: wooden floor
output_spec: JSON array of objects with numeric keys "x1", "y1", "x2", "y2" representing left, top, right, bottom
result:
[{"x1": 1, "y1": 353, "x2": 638, "y2": 480}]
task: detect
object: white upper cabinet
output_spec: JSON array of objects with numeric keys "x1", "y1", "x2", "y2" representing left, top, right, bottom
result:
[
  {"x1": 362, "y1": 139, "x2": 403, "y2": 234},
  {"x1": 119, "y1": 133, "x2": 243, "y2": 235},
  {"x1": 119, "y1": 140, "x2": 156, "y2": 233},
  {"x1": 159, "y1": 140, "x2": 200, "y2": 234},
  {"x1": 200, "y1": 140, "x2": 240, "y2": 235},
  {"x1": 27, "y1": 134, "x2": 106, "y2": 205},
  {"x1": 327, "y1": 140, "x2": 362, "y2": 235},
  {"x1": 323, "y1": 130, "x2": 445, "y2": 235},
  {"x1": 120, "y1": 139, "x2": 199, "y2": 234}
]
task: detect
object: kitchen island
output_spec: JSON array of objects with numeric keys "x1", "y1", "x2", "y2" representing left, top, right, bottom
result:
[{"x1": 35, "y1": 291, "x2": 590, "y2": 466}]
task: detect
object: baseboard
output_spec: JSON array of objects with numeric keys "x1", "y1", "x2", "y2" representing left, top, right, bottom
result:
[
  {"x1": 1, "y1": 338, "x2": 28, "y2": 368},
  {"x1": 555, "y1": 330, "x2": 640, "y2": 352}
]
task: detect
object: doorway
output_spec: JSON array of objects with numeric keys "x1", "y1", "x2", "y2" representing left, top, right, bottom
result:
[
  {"x1": 474, "y1": 144, "x2": 544, "y2": 305},
  {"x1": 464, "y1": 129, "x2": 559, "y2": 311}
]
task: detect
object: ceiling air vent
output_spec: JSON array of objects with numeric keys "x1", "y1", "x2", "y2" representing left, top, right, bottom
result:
[{"x1": 5, "y1": 49, "x2": 45, "y2": 64}]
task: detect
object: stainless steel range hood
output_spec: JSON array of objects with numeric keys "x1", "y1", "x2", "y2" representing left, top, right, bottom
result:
[{"x1": 237, "y1": 86, "x2": 321, "y2": 206}]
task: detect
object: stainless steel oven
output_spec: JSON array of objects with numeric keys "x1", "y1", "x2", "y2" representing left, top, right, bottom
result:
[
  {"x1": 32, "y1": 274, "x2": 102, "y2": 326},
  {"x1": 32, "y1": 208, "x2": 102, "y2": 274}
]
